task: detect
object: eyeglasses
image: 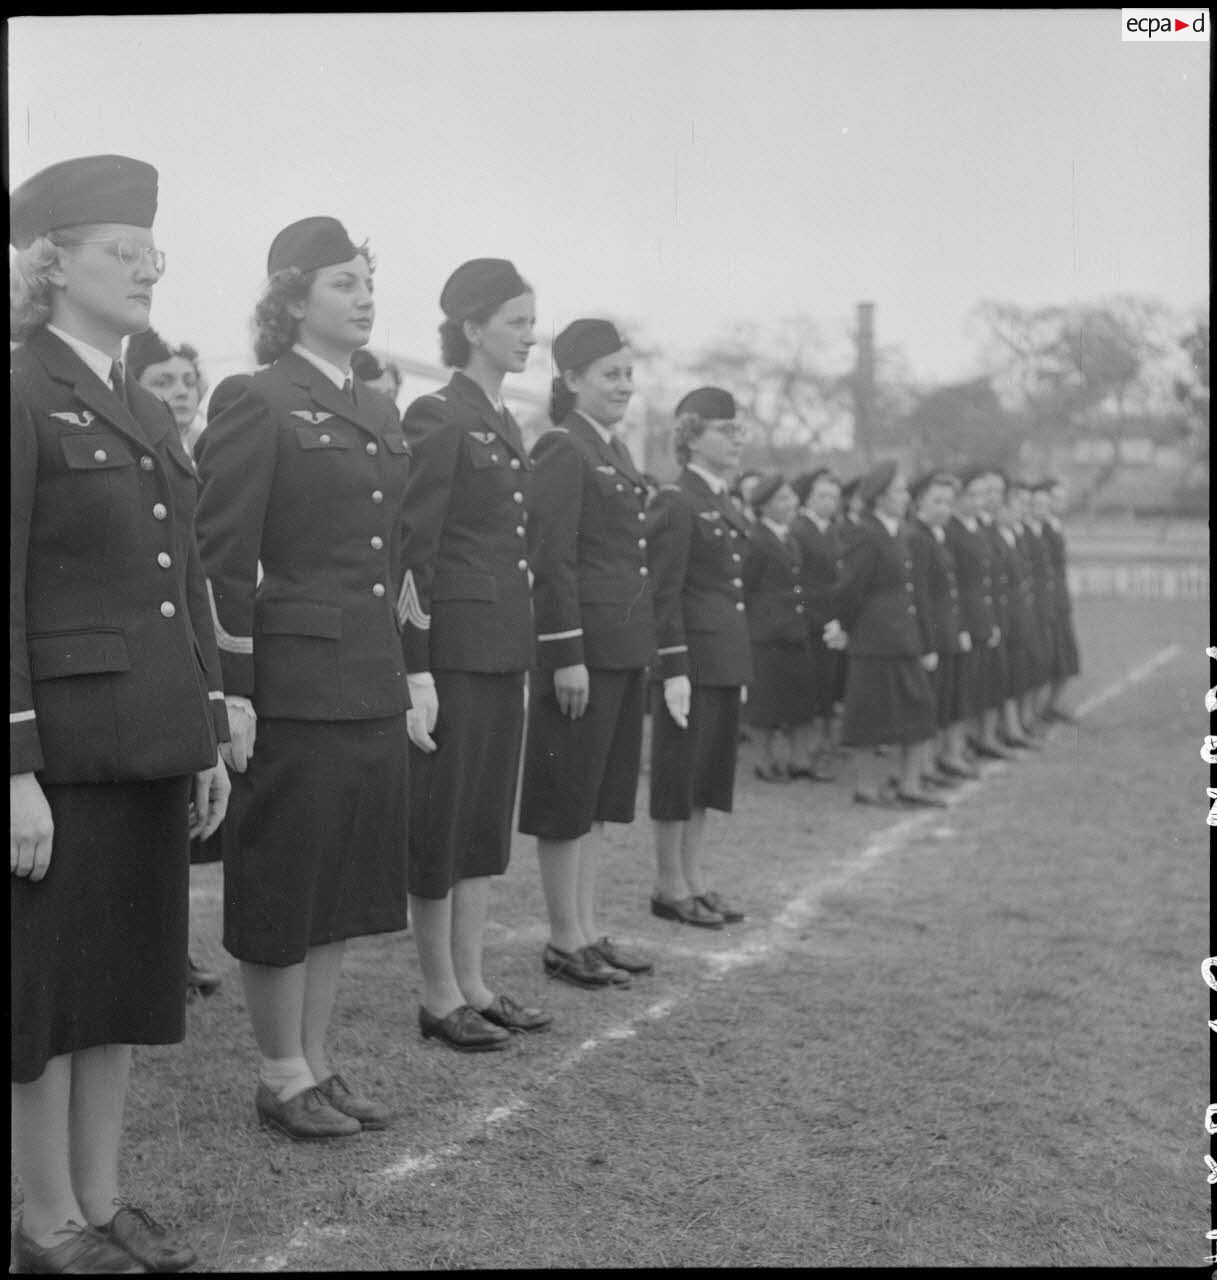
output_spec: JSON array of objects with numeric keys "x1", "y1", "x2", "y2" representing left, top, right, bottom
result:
[{"x1": 64, "y1": 237, "x2": 166, "y2": 275}]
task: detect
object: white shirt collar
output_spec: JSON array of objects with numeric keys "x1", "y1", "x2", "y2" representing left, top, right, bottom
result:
[
  {"x1": 958, "y1": 514, "x2": 979, "y2": 532},
  {"x1": 686, "y1": 461, "x2": 728, "y2": 495},
  {"x1": 292, "y1": 343, "x2": 351, "y2": 390},
  {"x1": 1026, "y1": 517, "x2": 1043, "y2": 533},
  {"x1": 803, "y1": 509, "x2": 832, "y2": 533},
  {"x1": 1047, "y1": 515, "x2": 1063, "y2": 531},
  {"x1": 46, "y1": 324, "x2": 117, "y2": 387},
  {"x1": 1000, "y1": 526, "x2": 1017, "y2": 545},
  {"x1": 574, "y1": 408, "x2": 617, "y2": 447},
  {"x1": 977, "y1": 511, "x2": 993, "y2": 526},
  {"x1": 761, "y1": 516, "x2": 789, "y2": 540},
  {"x1": 874, "y1": 511, "x2": 900, "y2": 536}
]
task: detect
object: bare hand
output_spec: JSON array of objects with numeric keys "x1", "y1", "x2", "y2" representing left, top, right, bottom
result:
[
  {"x1": 11, "y1": 772, "x2": 53, "y2": 882},
  {"x1": 190, "y1": 754, "x2": 231, "y2": 840},
  {"x1": 221, "y1": 696, "x2": 257, "y2": 772},
  {"x1": 406, "y1": 674, "x2": 439, "y2": 753},
  {"x1": 663, "y1": 675, "x2": 691, "y2": 729},
  {"x1": 554, "y1": 664, "x2": 590, "y2": 719}
]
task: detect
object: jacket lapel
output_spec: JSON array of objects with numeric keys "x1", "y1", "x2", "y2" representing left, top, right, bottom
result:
[
  {"x1": 280, "y1": 350, "x2": 379, "y2": 436},
  {"x1": 452, "y1": 371, "x2": 530, "y2": 465},
  {"x1": 32, "y1": 328, "x2": 168, "y2": 449},
  {"x1": 568, "y1": 413, "x2": 642, "y2": 484}
]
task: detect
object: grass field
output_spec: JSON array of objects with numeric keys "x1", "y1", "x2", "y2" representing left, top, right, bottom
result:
[{"x1": 11, "y1": 594, "x2": 1209, "y2": 1269}]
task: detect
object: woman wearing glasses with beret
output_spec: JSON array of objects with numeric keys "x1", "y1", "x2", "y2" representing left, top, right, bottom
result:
[
  {"x1": 645, "y1": 388, "x2": 752, "y2": 930},
  {"x1": 10, "y1": 154, "x2": 229, "y2": 1274}
]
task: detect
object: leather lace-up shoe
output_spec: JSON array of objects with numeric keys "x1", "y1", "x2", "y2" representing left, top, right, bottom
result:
[
  {"x1": 895, "y1": 790, "x2": 948, "y2": 809},
  {"x1": 11, "y1": 1220, "x2": 145, "y2": 1274},
  {"x1": 695, "y1": 890, "x2": 745, "y2": 923},
  {"x1": 971, "y1": 740, "x2": 1014, "y2": 761},
  {"x1": 587, "y1": 936, "x2": 654, "y2": 974},
  {"x1": 650, "y1": 894, "x2": 724, "y2": 928},
  {"x1": 476, "y1": 993, "x2": 554, "y2": 1032},
  {"x1": 255, "y1": 1082, "x2": 361, "y2": 1140},
  {"x1": 543, "y1": 942, "x2": 626, "y2": 987},
  {"x1": 315, "y1": 1072, "x2": 393, "y2": 1130},
  {"x1": 100, "y1": 1205, "x2": 196, "y2": 1273},
  {"x1": 418, "y1": 1004, "x2": 511, "y2": 1051},
  {"x1": 936, "y1": 758, "x2": 979, "y2": 780},
  {"x1": 185, "y1": 957, "x2": 221, "y2": 999}
]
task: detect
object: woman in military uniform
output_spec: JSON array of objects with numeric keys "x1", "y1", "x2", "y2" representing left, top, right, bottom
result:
[
  {"x1": 10, "y1": 154, "x2": 229, "y2": 1274},
  {"x1": 519, "y1": 318, "x2": 656, "y2": 989},
  {"x1": 194, "y1": 217, "x2": 411, "y2": 1139},
  {"x1": 1036, "y1": 478, "x2": 1081, "y2": 723},
  {"x1": 399, "y1": 258, "x2": 552, "y2": 1051},
  {"x1": 834, "y1": 461, "x2": 942, "y2": 808},
  {"x1": 741, "y1": 475, "x2": 816, "y2": 780},
  {"x1": 647, "y1": 388, "x2": 752, "y2": 928},
  {"x1": 127, "y1": 326, "x2": 207, "y2": 458}
]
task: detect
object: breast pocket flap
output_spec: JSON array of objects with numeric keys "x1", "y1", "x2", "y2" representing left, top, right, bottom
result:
[
  {"x1": 293, "y1": 426, "x2": 350, "y2": 450},
  {"x1": 59, "y1": 434, "x2": 135, "y2": 470}
]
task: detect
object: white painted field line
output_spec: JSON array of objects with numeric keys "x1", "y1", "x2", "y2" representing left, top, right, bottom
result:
[
  {"x1": 249, "y1": 644, "x2": 1183, "y2": 1268},
  {"x1": 1073, "y1": 642, "x2": 1182, "y2": 717}
]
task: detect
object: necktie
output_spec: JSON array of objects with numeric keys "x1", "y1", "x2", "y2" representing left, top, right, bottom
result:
[
  {"x1": 110, "y1": 359, "x2": 127, "y2": 407},
  {"x1": 342, "y1": 376, "x2": 355, "y2": 404}
]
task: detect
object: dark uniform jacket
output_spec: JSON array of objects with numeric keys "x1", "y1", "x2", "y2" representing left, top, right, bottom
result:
[
  {"x1": 399, "y1": 371, "x2": 535, "y2": 675},
  {"x1": 1023, "y1": 521, "x2": 1059, "y2": 649},
  {"x1": 647, "y1": 468, "x2": 753, "y2": 687},
  {"x1": 194, "y1": 350, "x2": 411, "y2": 720},
  {"x1": 789, "y1": 512, "x2": 841, "y2": 634},
  {"x1": 945, "y1": 514, "x2": 996, "y2": 642},
  {"x1": 909, "y1": 518, "x2": 964, "y2": 656},
  {"x1": 527, "y1": 411, "x2": 654, "y2": 671},
  {"x1": 741, "y1": 522, "x2": 809, "y2": 646},
  {"x1": 995, "y1": 525, "x2": 1039, "y2": 657},
  {"x1": 1041, "y1": 519, "x2": 1074, "y2": 619},
  {"x1": 979, "y1": 516, "x2": 1012, "y2": 640},
  {"x1": 835, "y1": 514, "x2": 926, "y2": 658},
  {"x1": 11, "y1": 328, "x2": 228, "y2": 782}
]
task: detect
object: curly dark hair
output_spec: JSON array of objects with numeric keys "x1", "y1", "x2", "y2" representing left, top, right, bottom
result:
[{"x1": 251, "y1": 244, "x2": 374, "y2": 366}]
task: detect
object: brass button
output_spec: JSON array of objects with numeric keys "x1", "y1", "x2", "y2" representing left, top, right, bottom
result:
[
  {"x1": 639, "y1": 566, "x2": 649, "y2": 577},
  {"x1": 796, "y1": 604, "x2": 805, "y2": 614},
  {"x1": 370, "y1": 535, "x2": 384, "y2": 550},
  {"x1": 518, "y1": 559, "x2": 529, "y2": 571},
  {"x1": 140, "y1": 455, "x2": 154, "y2": 471},
  {"x1": 372, "y1": 583, "x2": 386, "y2": 598},
  {"x1": 735, "y1": 601, "x2": 745, "y2": 612},
  {"x1": 93, "y1": 449, "x2": 108, "y2": 463},
  {"x1": 732, "y1": 578, "x2": 743, "y2": 588},
  {"x1": 907, "y1": 605, "x2": 916, "y2": 614},
  {"x1": 513, "y1": 492, "x2": 524, "y2": 504},
  {"x1": 371, "y1": 490, "x2": 384, "y2": 503},
  {"x1": 714, "y1": 528, "x2": 723, "y2": 537},
  {"x1": 638, "y1": 538, "x2": 647, "y2": 549},
  {"x1": 366, "y1": 441, "x2": 378, "y2": 455},
  {"x1": 490, "y1": 453, "x2": 500, "y2": 463},
  {"x1": 152, "y1": 503, "x2": 168, "y2": 520},
  {"x1": 516, "y1": 526, "x2": 526, "y2": 538},
  {"x1": 732, "y1": 554, "x2": 741, "y2": 563},
  {"x1": 160, "y1": 601, "x2": 176, "y2": 618},
  {"x1": 319, "y1": 433, "x2": 332, "y2": 444},
  {"x1": 637, "y1": 512, "x2": 646, "y2": 522},
  {"x1": 157, "y1": 552, "x2": 172, "y2": 569},
  {"x1": 509, "y1": 458, "x2": 521, "y2": 470}
]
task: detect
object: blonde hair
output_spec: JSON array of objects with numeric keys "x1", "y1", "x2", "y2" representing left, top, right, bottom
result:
[
  {"x1": 673, "y1": 410, "x2": 711, "y2": 466},
  {"x1": 10, "y1": 235, "x2": 60, "y2": 342}
]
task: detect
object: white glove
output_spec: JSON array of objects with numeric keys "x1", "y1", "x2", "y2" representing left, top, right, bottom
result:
[
  {"x1": 958, "y1": 630, "x2": 973, "y2": 653},
  {"x1": 220, "y1": 695, "x2": 256, "y2": 773},
  {"x1": 407, "y1": 672, "x2": 439, "y2": 753},
  {"x1": 663, "y1": 675, "x2": 691, "y2": 729}
]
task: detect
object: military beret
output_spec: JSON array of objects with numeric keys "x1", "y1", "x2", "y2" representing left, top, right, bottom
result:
[
  {"x1": 351, "y1": 347, "x2": 385, "y2": 382},
  {"x1": 909, "y1": 470, "x2": 959, "y2": 504},
  {"x1": 553, "y1": 318, "x2": 626, "y2": 373},
  {"x1": 674, "y1": 386, "x2": 735, "y2": 420},
  {"x1": 125, "y1": 327, "x2": 174, "y2": 381},
  {"x1": 749, "y1": 472, "x2": 786, "y2": 513},
  {"x1": 440, "y1": 258, "x2": 529, "y2": 321},
  {"x1": 792, "y1": 467, "x2": 838, "y2": 504},
  {"x1": 10, "y1": 154, "x2": 158, "y2": 250},
  {"x1": 856, "y1": 459, "x2": 899, "y2": 506},
  {"x1": 267, "y1": 216, "x2": 359, "y2": 277}
]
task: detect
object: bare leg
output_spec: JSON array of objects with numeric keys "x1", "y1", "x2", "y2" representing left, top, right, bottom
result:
[
  {"x1": 409, "y1": 892, "x2": 464, "y2": 1017},
  {"x1": 679, "y1": 808, "x2": 709, "y2": 897},
  {"x1": 11, "y1": 1056, "x2": 81, "y2": 1243},
  {"x1": 537, "y1": 836, "x2": 585, "y2": 953},
  {"x1": 853, "y1": 747, "x2": 882, "y2": 797},
  {"x1": 301, "y1": 941, "x2": 347, "y2": 1083},
  {"x1": 240, "y1": 960, "x2": 308, "y2": 1060},
  {"x1": 452, "y1": 876, "x2": 494, "y2": 1010},
  {"x1": 69, "y1": 1043, "x2": 131, "y2": 1227},
  {"x1": 653, "y1": 819, "x2": 687, "y2": 900},
  {"x1": 575, "y1": 824, "x2": 603, "y2": 942}
]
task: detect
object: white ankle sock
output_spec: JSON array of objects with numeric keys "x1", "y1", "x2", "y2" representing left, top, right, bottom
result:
[{"x1": 259, "y1": 1056, "x2": 314, "y2": 1101}]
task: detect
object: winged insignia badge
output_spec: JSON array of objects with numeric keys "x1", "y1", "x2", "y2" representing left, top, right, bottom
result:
[
  {"x1": 291, "y1": 410, "x2": 334, "y2": 424},
  {"x1": 697, "y1": 509, "x2": 722, "y2": 522},
  {"x1": 469, "y1": 431, "x2": 496, "y2": 445},
  {"x1": 50, "y1": 410, "x2": 96, "y2": 428},
  {"x1": 595, "y1": 464, "x2": 617, "y2": 474}
]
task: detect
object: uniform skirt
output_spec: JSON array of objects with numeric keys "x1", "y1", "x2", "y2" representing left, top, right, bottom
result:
[
  {"x1": 519, "y1": 667, "x2": 645, "y2": 841},
  {"x1": 840, "y1": 655, "x2": 936, "y2": 747},
  {"x1": 954, "y1": 646, "x2": 983, "y2": 721},
  {"x1": 409, "y1": 670, "x2": 526, "y2": 899},
  {"x1": 12, "y1": 776, "x2": 191, "y2": 1083},
  {"x1": 809, "y1": 637, "x2": 842, "y2": 720},
  {"x1": 933, "y1": 651, "x2": 961, "y2": 729},
  {"x1": 744, "y1": 640, "x2": 817, "y2": 729},
  {"x1": 222, "y1": 715, "x2": 409, "y2": 966},
  {"x1": 649, "y1": 683, "x2": 741, "y2": 821},
  {"x1": 1051, "y1": 610, "x2": 1081, "y2": 681}
]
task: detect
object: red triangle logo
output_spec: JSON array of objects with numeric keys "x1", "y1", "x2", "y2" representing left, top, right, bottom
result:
[{"x1": 1174, "y1": 17, "x2": 1189, "y2": 30}]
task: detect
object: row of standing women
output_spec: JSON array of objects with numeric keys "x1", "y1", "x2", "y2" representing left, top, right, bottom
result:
[{"x1": 9, "y1": 151, "x2": 1080, "y2": 1275}]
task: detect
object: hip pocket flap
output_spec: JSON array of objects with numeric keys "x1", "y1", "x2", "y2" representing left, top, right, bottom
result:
[
  {"x1": 29, "y1": 629, "x2": 131, "y2": 679},
  {"x1": 259, "y1": 601, "x2": 343, "y2": 638},
  {"x1": 432, "y1": 573, "x2": 498, "y2": 603}
]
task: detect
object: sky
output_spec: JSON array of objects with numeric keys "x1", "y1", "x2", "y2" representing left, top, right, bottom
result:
[{"x1": 7, "y1": 11, "x2": 1210, "y2": 396}]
